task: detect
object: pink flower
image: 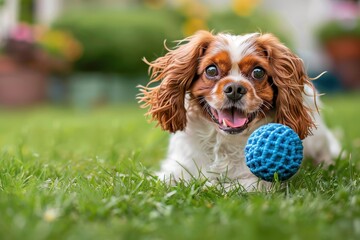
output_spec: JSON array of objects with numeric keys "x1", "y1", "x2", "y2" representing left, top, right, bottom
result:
[{"x1": 9, "y1": 23, "x2": 34, "y2": 43}]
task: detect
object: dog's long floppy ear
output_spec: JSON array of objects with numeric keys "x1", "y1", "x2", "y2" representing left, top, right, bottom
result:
[
  {"x1": 256, "y1": 34, "x2": 316, "y2": 139},
  {"x1": 138, "y1": 31, "x2": 214, "y2": 133}
]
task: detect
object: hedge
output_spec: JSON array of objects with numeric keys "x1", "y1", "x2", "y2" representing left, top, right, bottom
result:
[{"x1": 54, "y1": 8, "x2": 290, "y2": 75}]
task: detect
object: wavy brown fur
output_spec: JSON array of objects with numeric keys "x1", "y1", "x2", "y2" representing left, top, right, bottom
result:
[
  {"x1": 256, "y1": 34, "x2": 317, "y2": 139},
  {"x1": 138, "y1": 31, "x2": 215, "y2": 132}
]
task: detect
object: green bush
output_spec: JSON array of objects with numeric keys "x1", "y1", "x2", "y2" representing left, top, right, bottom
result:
[
  {"x1": 54, "y1": 8, "x2": 291, "y2": 75},
  {"x1": 316, "y1": 18, "x2": 360, "y2": 43},
  {"x1": 54, "y1": 8, "x2": 184, "y2": 75}
]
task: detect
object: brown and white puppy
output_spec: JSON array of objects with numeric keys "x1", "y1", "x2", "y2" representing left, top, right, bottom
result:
[{"x1": 139, "y1": 31, "x2": 341, "y2": 190}]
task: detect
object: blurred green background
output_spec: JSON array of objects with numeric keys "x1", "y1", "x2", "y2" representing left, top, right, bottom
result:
[{"x1": 1, "y1": 0, "x2": 359, "y2": 109}]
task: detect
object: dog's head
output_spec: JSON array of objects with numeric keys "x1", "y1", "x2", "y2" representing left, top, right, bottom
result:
[{"x1": 139, "y1": 31, "x2": 315, "y2": 139}]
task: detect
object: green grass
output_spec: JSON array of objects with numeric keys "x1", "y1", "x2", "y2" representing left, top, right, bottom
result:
[{"x1": 0, "y1": 93, "x2": 360, "y2": 240}]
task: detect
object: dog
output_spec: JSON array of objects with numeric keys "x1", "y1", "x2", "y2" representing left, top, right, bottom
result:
[{"x1": 139, "y1": 31, "x2": 341, "y2": 190}]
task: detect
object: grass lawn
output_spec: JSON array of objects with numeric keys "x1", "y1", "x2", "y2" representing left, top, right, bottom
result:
[{"x1": 0, "y1": 93, "x2": 359, "y2": 240}]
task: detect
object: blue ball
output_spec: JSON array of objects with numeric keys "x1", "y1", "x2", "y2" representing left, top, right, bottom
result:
[{"x1": 245, "y1": 123, "x2": 303, "y2": 182}]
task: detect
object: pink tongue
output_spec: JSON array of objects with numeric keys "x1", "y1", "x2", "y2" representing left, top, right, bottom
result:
[{"x1": 218, "y1": 108, "x2": 247, "y2": 128}]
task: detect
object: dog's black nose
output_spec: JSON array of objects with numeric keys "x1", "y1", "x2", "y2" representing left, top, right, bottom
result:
[{"x1": 223, "y1": 83, "x2": 247, "y2": 101}]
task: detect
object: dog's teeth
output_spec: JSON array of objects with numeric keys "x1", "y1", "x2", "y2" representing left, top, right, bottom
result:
[{"x1": 222, "y1": 119, "x2": 227, "y2": 127}]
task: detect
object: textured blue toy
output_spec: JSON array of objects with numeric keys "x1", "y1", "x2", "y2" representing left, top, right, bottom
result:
[{"x1": 245, "y1": 123, "x2": 303, "y2": 182}]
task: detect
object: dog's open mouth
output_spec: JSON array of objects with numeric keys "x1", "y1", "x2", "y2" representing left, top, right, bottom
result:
[{"x1": 204, "y1": 103, "x2": 256, "y2": 134}]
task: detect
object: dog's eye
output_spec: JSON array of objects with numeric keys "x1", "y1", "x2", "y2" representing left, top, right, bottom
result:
[
  {"x1": 205, "y1": 65, "x2": 219, "y2": 79},
  {"x1": 252, "y1": 67, "x2": 266, "y2": 80}
]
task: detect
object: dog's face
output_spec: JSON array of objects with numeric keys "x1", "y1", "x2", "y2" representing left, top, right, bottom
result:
[
  {"x1": 191, "y1": 33, "x2": 275, "y2": 134},
  {"x1": 139, "y1": 31, "x2": 315, "y2": 139}
]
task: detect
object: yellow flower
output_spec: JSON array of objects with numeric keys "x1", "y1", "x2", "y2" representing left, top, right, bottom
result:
[
  {"x1": 36, "y1": 26, "x2": 83, "y2": 62},
  {"x1": 232, "y1": 0, "x2": 261, "y2": 16},
  {"x1": 182, "y1": 18, "x2": 208, "y2": 36}
]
